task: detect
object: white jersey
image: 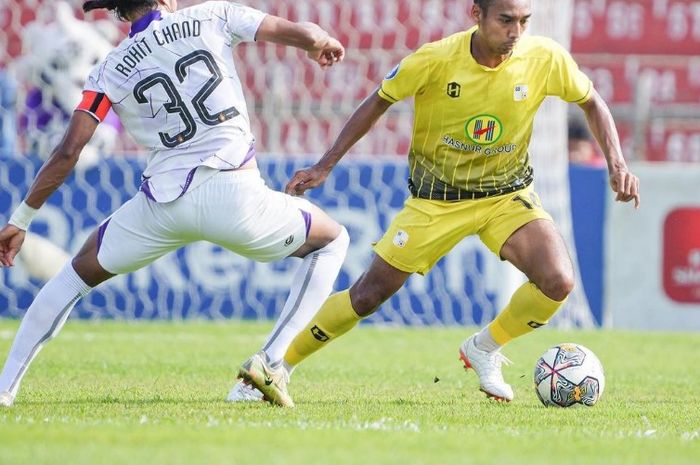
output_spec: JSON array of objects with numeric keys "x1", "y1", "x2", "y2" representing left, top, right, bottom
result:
[{"x1": 78, "y1": 2, "x2": 266, "y2": 202}]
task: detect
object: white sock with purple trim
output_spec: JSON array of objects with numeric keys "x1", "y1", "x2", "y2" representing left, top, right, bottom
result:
[
  {"x1": 262, "y1": 227, "x2": 349, "y2": 371},
  {"x1": 0, "y1": 263, "x2": 91, "y2": 404}
]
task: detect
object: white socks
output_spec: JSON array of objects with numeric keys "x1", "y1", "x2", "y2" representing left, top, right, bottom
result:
[
  {"x1": 0, "y1": 227, "x2": 349, "y2": 403},
  {"x1": 263, "y1": 227, "x2": 349, "y2": 369},
  {"x1": 475, "y1": 326, "x2": 502, "y2": 353},
  {"x1": 0, "y1": 263, "x2": 91, "y2": 401}
]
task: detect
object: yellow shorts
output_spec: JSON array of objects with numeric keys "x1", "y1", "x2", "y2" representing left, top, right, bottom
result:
[{"x1": 373, "y1": 185, "x2": 553, "y2": 275}]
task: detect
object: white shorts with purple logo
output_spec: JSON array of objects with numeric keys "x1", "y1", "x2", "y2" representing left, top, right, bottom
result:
[{"x1": 96, "y1": 169, "x2": 312, "y2": 274}]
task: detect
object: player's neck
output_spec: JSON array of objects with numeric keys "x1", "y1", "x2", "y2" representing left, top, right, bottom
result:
[
  {"x1": 126, "y1": 7, "x2": 160, "y2": 23},
  {"x1": 470, "y1": 31, "x2": 511, "y2": 68}
]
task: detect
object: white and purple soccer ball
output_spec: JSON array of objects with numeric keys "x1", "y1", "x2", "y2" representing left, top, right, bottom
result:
[{"x1": 534, "y1": 343, "x2": 605, "y2": 407}]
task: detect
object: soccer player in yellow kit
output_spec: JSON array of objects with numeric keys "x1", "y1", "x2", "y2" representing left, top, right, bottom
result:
[{"x1": 238, "y1": 0, "x2": 640, "y2": 407}]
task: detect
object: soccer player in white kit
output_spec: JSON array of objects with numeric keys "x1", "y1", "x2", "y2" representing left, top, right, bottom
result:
[{"x1": 0, "y1": 0, "x2": 347, "y2": 407}]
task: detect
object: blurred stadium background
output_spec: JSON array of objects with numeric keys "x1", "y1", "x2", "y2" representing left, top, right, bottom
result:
[{"x1": 1, "y1": 0, "x2": 699, "y2": 330}]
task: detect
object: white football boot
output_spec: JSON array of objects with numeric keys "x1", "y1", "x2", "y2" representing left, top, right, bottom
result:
[
  {"x1": 0, "y1": 391, "x2": 14, "y2": 408},
  {"x1": 459, "y1": 333, "x2": 514, "y2": 402},
  {"x1": 226, "y1": 380, "x2": 264, "y2": 403},
  {"x1": 238, "y1": 352, "x2": 294, "y2": 408}
]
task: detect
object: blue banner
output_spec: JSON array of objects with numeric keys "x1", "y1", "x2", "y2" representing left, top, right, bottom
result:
[{"x1": 2, "y1": 154, "x2": 586, "y2": 326}]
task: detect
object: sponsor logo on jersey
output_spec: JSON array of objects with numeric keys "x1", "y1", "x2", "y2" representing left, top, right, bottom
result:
[
  {"x1": 447, "y1": 81, "x2": 461, "y2": 98},
  {"x1": 443, "y1": 135, "x2": 482, "y2": 153},
  {"x1": 284, "y1": 235, "x2": 295, "y2": 246},
  {"x1": 514, "y1": 84, "x2": 528, "y2": 101},
  {"x1": 384, "y1": 64, "x2": 400, "y2": 80},
  {"x1": 663, "y1": 208, "x2": 700, "y2": 303},
  {"x1": 465, "y1": 114, "x2": 503, "y2": 145},
  {"x1": 442, "y1": 135, "x2": 517, "y2": 156}
]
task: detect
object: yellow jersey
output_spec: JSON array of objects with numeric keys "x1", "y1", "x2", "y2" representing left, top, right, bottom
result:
[{"x1": 378, "y1": 26, "x2": 592, "y2": 200}]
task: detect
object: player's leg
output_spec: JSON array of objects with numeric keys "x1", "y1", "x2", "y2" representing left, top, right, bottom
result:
[
  {"x1": 234, "y1": 189, "x2": 412, "y2": 406},
  {"x1": 461, "y1": 219, "x2": 572, "y2": 401},
  {"x1": 280, "y1": 197, "x2": 465, "y2": 392},
  {"x1": 229, "y1": 203, "x2": 349, "y2": 403},
  {"x1": 489, "y1": 218, "x2": 574, "y2": 342},
  {"x1": 189, "y1": 171, "x2": 349, "y2": 402},
  {"x1": 260, "y1": 202, "x2": 348, "y2": 366},
  {"x1": 0, "y1": 229, "x2": 114, "y2": 406},
  {"x1": 246, "y1": 194, "x2": 473, "y2": 406},
  {"x1": 240, "y1": 254, "x2": 409, "y2": 407},
  {"x1": 283, "y1": 254, "x2": 410, "y2": 368},
  {"x1": 0, "y1": 193, "x2": 184, "y2": 406},
  {"x1": 461, "y1": 187, "x2": 570, "y2": 401}
]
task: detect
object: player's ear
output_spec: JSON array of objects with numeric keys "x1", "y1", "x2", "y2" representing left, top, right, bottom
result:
[{"x1": 470, "y1": 4, "x2": 482, "y2": 23}]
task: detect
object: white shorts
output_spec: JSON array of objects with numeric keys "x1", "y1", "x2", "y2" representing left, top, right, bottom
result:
[{"x1": 96, "y1": 169, "x2": 313, "y2": 274}]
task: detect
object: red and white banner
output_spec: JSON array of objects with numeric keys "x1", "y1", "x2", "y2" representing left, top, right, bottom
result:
[
  {"x1": 572, "y1": 0, "x2": 700, "y2": 55},
  {"x1": 576, "y1": 54, "x2": 700, "y2": 104}
]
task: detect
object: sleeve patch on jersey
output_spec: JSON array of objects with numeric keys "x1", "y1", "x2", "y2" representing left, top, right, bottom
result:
[
  {"x1": 384, "y1": 64, "x2": 400, "y2": 80},
  {"x1": 76, "y1": 91, "x2": 112, "y2": 122}
]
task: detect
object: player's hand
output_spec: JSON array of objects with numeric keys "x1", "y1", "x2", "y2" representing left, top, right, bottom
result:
[
  {"x1": 286, "y1": 165, "x2": 331, "y2": 196},
  {"x1": 307, "y1": 37, "x2": 344, "y2": 68},
  {"x1": 0, "y1": 224, "x2": 26, "y2": 267},
  {"x1": 609, "y1": 168, "x2": 640, "y2": 209}
]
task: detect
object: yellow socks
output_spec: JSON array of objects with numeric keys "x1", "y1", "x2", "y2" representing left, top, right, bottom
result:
[
  {"x1": 284, "y1": 290, "x2": 362, "y2": 366},
  {"x1": 284, "y1": 282, "x2": 565, "y2": 366},
  {"x1": 488, "y1": 281, "x2": 566, "y2": 345}
]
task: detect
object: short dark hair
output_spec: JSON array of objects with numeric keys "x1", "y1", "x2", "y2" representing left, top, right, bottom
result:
[
  {"x1": 474, "y1": 0, "x2": 497, "y2": 15},
  {"x1": 83, "y1": 0, "x2": 159, "y2": 21}
]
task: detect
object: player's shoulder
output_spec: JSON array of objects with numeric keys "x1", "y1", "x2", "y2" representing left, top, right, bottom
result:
[
  {"x1": 516, "y1": 35, "x2": 569, "y2": 60},
  {"x1": 167, "y1": 1, "x2": 228, "y2": 20},
  {"x1": 102, "y1": 38, "x2": 129, "y2": 65},
  {"x1": 178, "y1": 1, "x2": 261, "y2": 18},
  {"x1": 413, "y1": 30, "x2": 471, "y2": 62}
]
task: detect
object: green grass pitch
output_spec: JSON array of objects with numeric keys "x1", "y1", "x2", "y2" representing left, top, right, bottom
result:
[{"x1": 0, "y1": 321, "x2": 698, "y2": 464}]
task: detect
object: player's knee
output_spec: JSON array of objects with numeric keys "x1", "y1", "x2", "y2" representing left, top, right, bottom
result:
[
  {"x1": 331, "y1": 225, "x2": 349, "y2": 256},
  {"x1": 71, "y1": 255, "x2": 113, "y2": 287},
  {"x1": 350, "y1": 281, "x2": 394, "y2": 317},
  {"x1": 309, "y1": 224, "x2": 349, "y2": 257},
  {"x1": 349, "y1": 291, "x2": 382, "y2": 316},
  {"x1": 303, "y1": 212, "x2": 346, "y2": 249},
  {"x1": 540, "y1": 269, "x2": 574, "y2": 302}
]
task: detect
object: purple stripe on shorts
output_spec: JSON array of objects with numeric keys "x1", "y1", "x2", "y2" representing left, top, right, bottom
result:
[
  {"x1": 140, "y1": 180, "x2": 156, "y2": 201},
  {"x1": 300, "y1": 209, "x2": 312, "y2": 238},
  {"x1": 177, "y1": 167, "x2": 198, "y2": 199},
  {"x1": 96, "y1": 218, "x2": 112, "y2": 254}
]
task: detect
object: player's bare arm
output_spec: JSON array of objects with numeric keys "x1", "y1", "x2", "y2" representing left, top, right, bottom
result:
[
  {"x1": 0, "y1": 111, "x2": 97, "y2": 267},
  {"x1": 579, "y1": 89, "x2": 640, "y2": 208},
  {"x1": 255, "y1": 16, "x2": 344, "y2": 68},
  {"x1": 286, "y1": 91, "x2": 393, "y2": 196}
]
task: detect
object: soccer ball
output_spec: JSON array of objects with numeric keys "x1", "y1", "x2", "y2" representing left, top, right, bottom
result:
[{"x1": 534, "y1": 343, "x2": 605, "y2": 407}]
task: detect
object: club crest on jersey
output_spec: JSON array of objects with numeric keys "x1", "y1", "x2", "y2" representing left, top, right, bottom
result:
[
  {"x1": 514, "y1": 84, "x2": 528, "y2": 101},
  {"x1": 393, "y1": 230, "x2": 409, "y2": 248},
  {"x1": 384, "y1": 64, "x2": 400, "y2": 80},
  {"x1": 464, "y1": 114, "x2": 503, "y2": 145}
]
